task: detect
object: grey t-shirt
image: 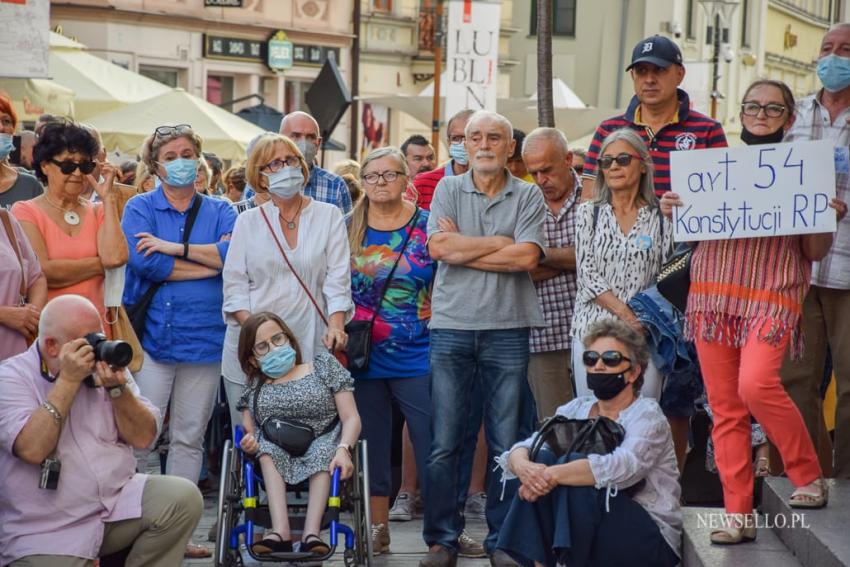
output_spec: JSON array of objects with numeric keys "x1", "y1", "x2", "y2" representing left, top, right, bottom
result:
[
  {"x1": 427, "y1": 171, "x2": 546, "y2": 330},
  {"x1": 0, "y1": 171, "x2": 43, "y2": 210}
]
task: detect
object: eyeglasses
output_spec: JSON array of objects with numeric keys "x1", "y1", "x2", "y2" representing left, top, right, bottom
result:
[
  {"x1": 154, "y1": 124, "x2": 193, "y2": 138},
  {"x1": 598, "y1": 153, "x2": 641, "y2": 170},
  {"x1": 261, "y1": 156, "x2": 301, "y2": 172},
  {"x1": 49, "y1": 158, "x2": 97, "y2": 175},
  {"x1": 740, "y1": 102, "x2": 786, "y2": 118},
  {"x1": 253, "y1": 331, "x2": 290, "y2": 356},
  {"x1": 362, "y1": 170, "x2": 405, "y2": 185},
  {"x1": 582, "y1": 350, "x2": 632, "y2": 368}
]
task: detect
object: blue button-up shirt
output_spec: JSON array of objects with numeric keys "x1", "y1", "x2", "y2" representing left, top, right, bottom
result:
[
  {"x1": 305, "y1": 165, "x2": 352, "y2": 214},
  {"x1": 121, "y1": 188, "x2": 237, "y2": 363}
]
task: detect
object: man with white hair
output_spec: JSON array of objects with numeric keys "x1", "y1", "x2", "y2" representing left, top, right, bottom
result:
[
  {"x1": 423, "y1": 111, "x2": 545, "y2": 567},
  {"x1": 521, "y1": 127, "x2": 580, "y2": 421},
  {"x1": 0, "y1": 295, "x2": 203, "y2": 566},
  {"x1": 279, "y1": 111, "x2": 352, "y2": 213}
]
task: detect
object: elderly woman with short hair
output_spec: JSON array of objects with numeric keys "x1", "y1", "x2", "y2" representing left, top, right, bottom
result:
[
  {"x1": 497, "y1": 318, "x2": 681, "y2": 567},
  {"x1": 221, "y1": 132, "x2": 353, "y2": 431},
  {"x1": 12, "y1": 121, "x2": 128, "y2": 335},
  {"x1": 121, "y1": 125, "x2": 236, "y2": 559},
  {"x1": 571, "y1": 128, "x2": 672, "y2": 401}
]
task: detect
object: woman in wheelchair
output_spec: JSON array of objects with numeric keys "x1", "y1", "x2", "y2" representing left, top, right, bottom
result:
[
  {"x1": 495, "y1": 319, "x2": 682, "y2": 567},
  {"x1": 236, "y1": 311, "x2": 362, "y2": 557}
]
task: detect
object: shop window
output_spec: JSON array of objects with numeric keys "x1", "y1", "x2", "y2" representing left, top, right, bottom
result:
[
  {"x1": 139, "y1": 65, "x2": 180, "y2": 88},
  {"x1": 530, "y1": 0, "x2": 576, "y2": 38},
  {"x1": 207, "y1": 74, "x2": 234, "y2": 106}
]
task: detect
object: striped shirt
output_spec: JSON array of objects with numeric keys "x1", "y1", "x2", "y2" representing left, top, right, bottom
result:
[
  {"x1": 783, "y1": 92, "x2": 850, "y2": 290},
  {"x1": 413, "y1": 161, "x2": 457, "y2": 210},
  {"x1": 583, "y1": 89, "x2": 727, "y2": 195},
  {"x1": 686, "y1": 235, "x2": 811, "y2": 358}
]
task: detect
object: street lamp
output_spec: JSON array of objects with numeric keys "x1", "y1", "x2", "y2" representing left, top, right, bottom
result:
[{"x1": 699, "y1": 0, "x2": 740, "y2": 119}]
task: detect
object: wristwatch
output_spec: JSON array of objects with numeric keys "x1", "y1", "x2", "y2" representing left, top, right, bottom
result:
[{"x1": 108, "y1": 384, "x2": 125, "y2": 399}]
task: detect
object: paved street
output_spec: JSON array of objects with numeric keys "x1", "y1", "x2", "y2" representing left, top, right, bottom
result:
[{"x1": 183, "y1": 486, "x2": 491, "y2": 567}]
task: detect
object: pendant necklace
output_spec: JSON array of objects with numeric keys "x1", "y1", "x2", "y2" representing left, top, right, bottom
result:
[
  {"x1": 279, "y1": 196, "x2": 304, "y2": 230},
  {"x1": 44, "y1": 194, "x2": 84, "y2": 226}
]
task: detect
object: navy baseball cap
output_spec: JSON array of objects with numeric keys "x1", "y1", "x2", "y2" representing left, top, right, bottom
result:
[{"x1": 626, "y1": 35, "x2": 683, "y2": 71}]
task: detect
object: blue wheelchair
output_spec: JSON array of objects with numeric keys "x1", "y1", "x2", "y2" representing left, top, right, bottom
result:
[{"x1": 214, "y1": 427, "x2": 374, "y2": 566}]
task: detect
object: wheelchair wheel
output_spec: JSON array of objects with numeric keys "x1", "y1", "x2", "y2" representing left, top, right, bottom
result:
[
  {"x1": 215, "y1": 440, "x2": 242, "y2": 567},
  {"x1": 350, "y1": 439, "x2": 374, "y2": 566}
]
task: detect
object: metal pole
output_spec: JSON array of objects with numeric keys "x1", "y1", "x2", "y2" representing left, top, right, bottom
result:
[
  {"x1": 349, "y1": 0, "x2": 362, "y2": 160},
  {"x1": 431, "y1": 0, "x2": 444, "y2": 152},
  {"x1": 710, "y1": 12, "x2": 720, "y2": 119}
]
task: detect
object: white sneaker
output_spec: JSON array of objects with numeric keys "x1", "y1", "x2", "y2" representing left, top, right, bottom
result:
[
  {"x1": 464, "y1": 491, "x2": 487, "y2": 521},
  {"x1": 389, "y1": 491, "x2": 414, "y2": 522},
  {"x1": 458, "y1": 530, "x2": 486, "y2": 558}
]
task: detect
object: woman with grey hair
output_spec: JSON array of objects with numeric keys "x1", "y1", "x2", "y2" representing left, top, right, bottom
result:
[
  {"x1": 347, "y1": 146, "x2": 436, "y2": 554},
  {"x1": 496, "y1": 318, "x2": 681, "y2": 566},
  {"x1": 122, "y1": 123, "x2": 237, "y2": 559},
  {"x1": 571, "y1": 128, "x2": 672, "y2": 401}
]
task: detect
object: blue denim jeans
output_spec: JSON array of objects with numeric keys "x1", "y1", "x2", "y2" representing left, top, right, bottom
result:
[{"x1": 424, "y1": 328, "x2": 535, "y2": 554}]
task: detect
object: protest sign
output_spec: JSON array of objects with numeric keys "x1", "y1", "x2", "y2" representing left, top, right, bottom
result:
[{"x1": 669, "y1": 139, "x2": 837, "y2": 242}]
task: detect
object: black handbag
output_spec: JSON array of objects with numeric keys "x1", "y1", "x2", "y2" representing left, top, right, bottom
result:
[
  {"x1": 345, "y1": 209, "x2": 420, "y2": 373},
  {"x1": 656, "y1": 244, "x2": 693, "y2": 314},
  {"x1": 529, "y1": 415, "x2": 625, "y2": 460},
  {"x1": 252, "y1": 382, "x2": 339, "y2": 457},
  {"x1": 126, "y1": 197, "x2": 203, "y2": 338}
]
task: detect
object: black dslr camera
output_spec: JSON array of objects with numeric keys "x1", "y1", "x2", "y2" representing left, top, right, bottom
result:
[{"x1": 82, "y1": 332, "x2": 133, "y2": 388}]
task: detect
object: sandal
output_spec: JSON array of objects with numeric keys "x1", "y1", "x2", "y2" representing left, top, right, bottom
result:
[
  {"x1": 710, "y1": 525, "x2": 757, "y2": 545},
  {"x1": 301, "y1": 533, "x2": 331, "y2": 556},
  {"x1": 184, "y1": 541, "x2": 212, "y2": 558},
  {"x1": 754, "y1": 456, "x2": 770, "y2": 477},
  {"x1": 251, "y1": 531, "x2": 293, "y2": 555},
  {"x1": 789, "y1": 478, "x2": 828, "y2": 509}
]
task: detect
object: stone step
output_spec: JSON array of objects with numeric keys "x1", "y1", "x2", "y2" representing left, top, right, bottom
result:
[
  {"x1": 760, "y1": 477, "x2": 850, "y2": 567},
  {"x1": 682, "y1": 507, "x2": 801, "y2": 567}
]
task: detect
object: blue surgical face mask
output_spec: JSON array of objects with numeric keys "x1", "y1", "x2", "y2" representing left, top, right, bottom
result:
[
  {"x1": 0, "y1": 134, "x2": 13, "y2": 160},
  {"x1": 264, "y1": 166, "x2": 304, "y2": 199},
  {"x1": 448, "y1": 142, "x2": 469, "y2": 166},
  {"x1": 159, "y1": 158, "x2": 198, "y2": 187},
  {"x1": 817, "y1": 54, "x2": 850, "y2": 93},
  {"x1": 260, "y1": 344, "x2": 297, "y2": 378}
]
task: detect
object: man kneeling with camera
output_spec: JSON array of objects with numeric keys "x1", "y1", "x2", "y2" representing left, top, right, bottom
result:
[{"x1": 0, "y1": 295, "x2": 203, "y2": 567}]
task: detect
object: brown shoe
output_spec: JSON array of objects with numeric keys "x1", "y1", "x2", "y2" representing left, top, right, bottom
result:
[
  {"x1": 419, "y1": 545, "x2": 458, "y2": 567},
  {"x1": 370, "y1": 523, "x2": 390, "y2": 555}
]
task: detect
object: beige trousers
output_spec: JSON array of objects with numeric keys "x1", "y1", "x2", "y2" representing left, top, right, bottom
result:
[
  {"x1": 10, "y1": 475, "x2": 203, "y2": 567},
  {"x1": 527, "y1": 349, "x2": 574, "y2": 423}
]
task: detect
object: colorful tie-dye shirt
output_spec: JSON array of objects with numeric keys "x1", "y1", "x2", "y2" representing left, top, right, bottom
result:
[{"x1": 350, "y1": 209, "x2": 435, "y2": 379}]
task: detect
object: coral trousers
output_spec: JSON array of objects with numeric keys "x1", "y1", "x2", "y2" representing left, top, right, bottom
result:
[{"x1": 695, "y1": 328, "x2": 822, "y2": 514}]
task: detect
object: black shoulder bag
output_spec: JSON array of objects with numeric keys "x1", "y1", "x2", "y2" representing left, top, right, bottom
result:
[
  {"x1": 345, "y1": 209, "x2": 420, "y2": 373},
  {"x1": 252, "y1": 381, "x2": 339, "y2": 457},
  {"x1": 127, "y1": 196, "x2": 203, "y2": 339},
  {"x1": 529, "y1": 414, "x2": 625, "y2": 460}
]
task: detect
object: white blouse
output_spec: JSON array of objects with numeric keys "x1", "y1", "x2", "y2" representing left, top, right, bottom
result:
[
  {"x1": 221, "y1": 199, "x2": 354, "y2": 385},
  {"x1": 571, "y1": 202, "x2": 672, "y2": 341},
  {"x1": 499, "y1": 396, "x2": 682, "y2": 558}
]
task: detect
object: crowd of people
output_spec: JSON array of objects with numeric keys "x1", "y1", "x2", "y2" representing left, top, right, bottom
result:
[{"x1": 0, "y1": 23, "x2": 849, "y2": 567}]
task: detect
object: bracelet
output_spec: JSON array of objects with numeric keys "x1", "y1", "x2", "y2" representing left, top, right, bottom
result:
[
  {"x1": 41, "y1": 401, "x2": 63, "y2": 425},
  {"x1": 336, "y1": 444, "x2": 352, "y2": 456}
]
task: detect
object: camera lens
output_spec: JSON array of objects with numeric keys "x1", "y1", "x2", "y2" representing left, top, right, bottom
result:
[{"x1": 84, "y1": 332, "x2": 134, "y2": 368}]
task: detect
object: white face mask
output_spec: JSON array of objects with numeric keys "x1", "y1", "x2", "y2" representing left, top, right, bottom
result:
[{"x1": 264, "y1": 166, "x2": 304, "y2": 198}]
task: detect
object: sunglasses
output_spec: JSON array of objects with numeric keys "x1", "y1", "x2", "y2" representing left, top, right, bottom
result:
[
  {"x1": 49, "y1": 158, "x2": 97, "y2": 175},
  {"x1": 598, "y1": 153, "x2": 641, "y2": 170},
  {"x1": 154, "y1": 124, "x2": 193, "y2": 138},
  {"x1": 582, "y1": 350, "x2": 631, "y2": 368}
]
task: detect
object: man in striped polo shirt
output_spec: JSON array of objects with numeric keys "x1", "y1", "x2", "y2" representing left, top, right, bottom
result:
[
  {"x1": 582, "y1": 35, "x2": 727, "y2": 199},
  {"x1": 413, "y1": 109, "x2": 475, "y2": 210}
]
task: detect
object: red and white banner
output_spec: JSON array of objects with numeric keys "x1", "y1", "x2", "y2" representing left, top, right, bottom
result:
[{"x1": 444, "y1": 0, "x2": 501, "y2": 120}]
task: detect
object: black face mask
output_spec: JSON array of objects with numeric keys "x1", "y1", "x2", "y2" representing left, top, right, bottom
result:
[
  {"x1": 740, "y1": 126, "x2": 785, "y2": 146},
  {"x1": 586, "y1": 368, "x2": 631, "y2": 400}
]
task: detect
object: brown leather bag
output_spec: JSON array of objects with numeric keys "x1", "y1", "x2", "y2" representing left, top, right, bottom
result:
[{"x1": 107, "y1": 306, "x2": 144, "y2": 373}]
